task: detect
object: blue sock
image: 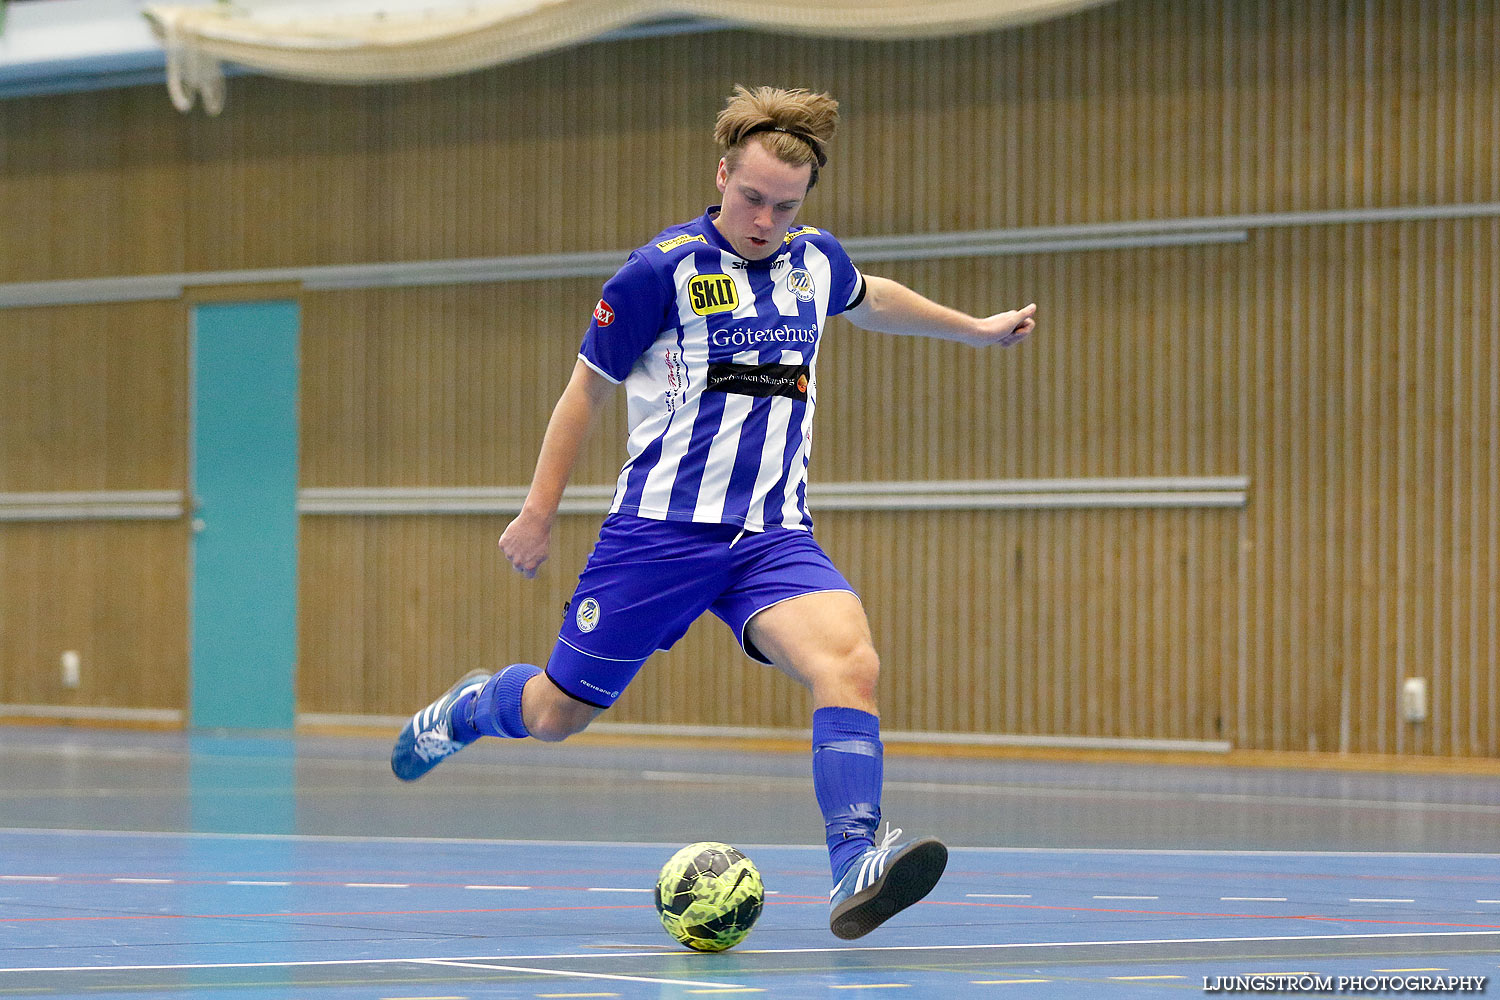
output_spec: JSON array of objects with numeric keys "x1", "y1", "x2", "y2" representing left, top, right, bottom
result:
[
  {"x1": 812, "y1": 705, "x2": 883, "y2": 883},
  {"x1": 453, "y1": 663, "x2": 540, "y2": 741}
]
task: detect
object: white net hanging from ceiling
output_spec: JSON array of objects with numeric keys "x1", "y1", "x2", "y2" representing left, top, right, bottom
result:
[{"x1": 144, "y1": 0, "x2": 1117, "y2": 113}]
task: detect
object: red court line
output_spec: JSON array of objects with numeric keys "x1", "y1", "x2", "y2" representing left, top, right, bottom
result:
[
  {"x1": 950, "y1": 868, "x2": 1500, "y2": 886},
  {"x1": 0, "y1": 904, "x2": 653, "y2": 924},
  {"x1": 0, "y1": 877, "x2": 654, "y2": 891},
  {"x1": 937, "y1": 898, "x2": 1500, "y2": 931}
]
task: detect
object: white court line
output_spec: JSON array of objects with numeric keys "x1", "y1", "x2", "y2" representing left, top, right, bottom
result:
[
  {"x1": 0, "y1": 875, "x2": 57, "y2": 881},
  {"x1": 6, "y1": 930, "x2": 1500, "y2": 974},
  {"x1": 464, "y1": 885, "x2": 530, "y2": 891},
  {"x1": 344, "y1": 883, "x2": 410, "y2": 888},
  {"x1": 640, "y1": 774, "x2": 1500, "y2": 819},
  {"x1": 1112, "y1": 975, "x2": 1187, "y2": 981},
  {"x1": 1349, "y1": 898, "x2": 1416, "y2": 903},
  {"x1": 414, "y1": 958, "x2": 741, "y2": 990},
  {"x1": 7, "y1": 827, "x2": 1500, "y2": 860}
]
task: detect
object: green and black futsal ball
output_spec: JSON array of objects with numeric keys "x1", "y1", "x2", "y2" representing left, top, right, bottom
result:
[{"x1": 655, "y1": 842, "x2": 765, "y2": 951}]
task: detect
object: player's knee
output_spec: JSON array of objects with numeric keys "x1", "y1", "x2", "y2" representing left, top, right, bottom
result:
[
  {"x1": 527, "y1": 698, "x2": 599, "y2": 743},
  {"x1": 838, "y1": 639, "x2": 880, "y2": 704}
]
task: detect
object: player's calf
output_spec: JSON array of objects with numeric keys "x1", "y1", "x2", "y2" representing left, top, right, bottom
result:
[{"x1": 524, "y1": 691, "x2": 601, "y2": 742}]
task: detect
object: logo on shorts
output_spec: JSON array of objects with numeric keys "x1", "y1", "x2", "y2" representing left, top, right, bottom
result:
[
  {"x1": 593, "y1": 299, "x2": 615, "y2": 327},
  {"x1": 787, "y1": 268, "x2": 816, "y2": 302},
  {"x1": 575, "y1": 597, "x2": 601, "y2": 633},
  {"x1": 579, "y1": 678, "x2": 621, "y2": 700}
]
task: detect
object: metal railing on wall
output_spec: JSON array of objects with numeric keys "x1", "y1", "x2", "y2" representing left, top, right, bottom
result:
[
  {"x1": 1, "y1": 478, "x2": 1247, "y2": 522},
  {"x1": 0, "y1": 491, "x2": 186, "y2": 521},
  {"x1": 298, "y1": 477, "x2": 1249, "y2": 515},
  {"x1": 2, "y1": 202, "x2": 1497, "y2": 308}
]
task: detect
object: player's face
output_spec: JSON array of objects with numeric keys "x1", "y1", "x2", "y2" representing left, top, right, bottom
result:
[{"x1": 712, "y1": 140, "x2": 813, "y2": 260}]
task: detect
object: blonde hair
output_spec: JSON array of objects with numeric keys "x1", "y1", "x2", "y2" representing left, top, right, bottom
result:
[{"x1": 714, "y1": 85, "x2": 839, "y2": 189}]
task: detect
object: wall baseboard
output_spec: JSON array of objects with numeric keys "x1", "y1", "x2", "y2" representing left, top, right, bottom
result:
[{"x1": 294, "y1": 712, "x2": 1232, "y2": 754}]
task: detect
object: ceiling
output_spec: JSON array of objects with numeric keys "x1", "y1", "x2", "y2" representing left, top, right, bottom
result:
[{"x1": 0, "y1": 0, "x2": 715, "y2": 101}]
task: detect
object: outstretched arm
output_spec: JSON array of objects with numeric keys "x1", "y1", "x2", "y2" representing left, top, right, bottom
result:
[
  {"x1": 498, "y1": 359, "x2": 616, "y2": 578},
  {"x1": 843, "y1": 274, "x2": 1036, "y2": 348}
]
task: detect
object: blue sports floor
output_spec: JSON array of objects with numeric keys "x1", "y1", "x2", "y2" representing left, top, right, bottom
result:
[{"x1": 2, "y1": 726, "x2": 1498, "y2": 998}]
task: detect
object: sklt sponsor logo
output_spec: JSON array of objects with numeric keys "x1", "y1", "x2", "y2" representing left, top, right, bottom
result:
[{"x1": 689, "y1": 274, "x2": 740, "y2": 316}]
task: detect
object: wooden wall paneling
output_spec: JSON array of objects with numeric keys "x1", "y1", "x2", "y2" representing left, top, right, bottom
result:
[
  {"x1": 4, "y1": 0, "x2": 1498, "y2": 281},
  {"x1": 1447, "y1": 217, "x2": 1475, "y2": 759},
  {"x1": 0, "y1": 301, "x2": 186, "y2": 491},
  {"x1": 302, "y1": 513, "x2": 592, "y2": 715},
  {"x1": 1240, "y1": 219, "x2": 1500, "y2": 755},
  {"x1": 0, "y1": 299, "x2": 189, "y2": 713},
  {"x1": 1484, "y1": 214, "x2": 1498, "y2": 759},
  {"x1": 5, "y1": 0, "x2": 1499, "y2": 755},
  {"x1": 300, "y1": 280, "x2": 626, "y2": 489},
  {"x1": 0, "y1": 100, "x2": 51, "y2": 282},
  {"x1": 0, "y1": 89, "x2": 186, "y2": 283},
  {"x1": 0, "y1": 522, "x2": 186, "y2": 711}
]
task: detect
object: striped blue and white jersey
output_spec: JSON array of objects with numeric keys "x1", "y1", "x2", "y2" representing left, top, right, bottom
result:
[{"x1": 579, "y1": 207, "x2": 865, "y2": 531}]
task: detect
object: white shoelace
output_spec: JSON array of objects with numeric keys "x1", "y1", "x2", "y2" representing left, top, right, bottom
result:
[
  {"x1": 831, "y1": 823, "x2": 906, "y2": 900},
  {"x1": 874, "y1": 823, "x2": 902, "y2": 852}
]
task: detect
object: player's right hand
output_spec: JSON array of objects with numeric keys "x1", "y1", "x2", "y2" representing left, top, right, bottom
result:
[{"x1": 499, "y1": 512, "x2": 552, "y2": 579}]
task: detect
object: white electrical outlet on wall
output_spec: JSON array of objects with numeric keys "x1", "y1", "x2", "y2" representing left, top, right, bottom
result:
[
  {"x1": 60, "y1": 650, "x2": 81, "y2": 689},
  {"x1": 1401, "y1": 677, "x2": 1428, "y2": 724}
]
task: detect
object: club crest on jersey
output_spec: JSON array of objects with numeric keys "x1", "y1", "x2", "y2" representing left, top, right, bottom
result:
[
  {"x1": 593, "y1": 299, "x2": 615, "y2": 327},
  {"x1": 576, "y1": 597, "x2": 601, "y2": 633},
  {"x1": 688, "y1": 274, "x2": 740, "y2": 316},
  {"x1": 786, "y1": 268, "x2": 816, "y2": 302}
]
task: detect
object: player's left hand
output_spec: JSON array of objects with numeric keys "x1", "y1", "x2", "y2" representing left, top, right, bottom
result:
[
  {"x1": 972, "y1": 303, "x2": 1037, "y2": 347},
  {"x1": 499, "y1": 509, "x2": 553, "y2": 579}
]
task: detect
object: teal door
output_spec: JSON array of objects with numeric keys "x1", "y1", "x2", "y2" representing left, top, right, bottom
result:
[{"x1": 190, "y1": 300, "x2": 300, "y2": 729}]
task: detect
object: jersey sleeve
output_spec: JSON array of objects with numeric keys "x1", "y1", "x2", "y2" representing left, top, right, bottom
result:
[
  {"x1": 818, "y1": 234, "x2": 864, "y2": 317},
  {"x1": 578, "y1": 252, "x2": 671, "y2": 383}
]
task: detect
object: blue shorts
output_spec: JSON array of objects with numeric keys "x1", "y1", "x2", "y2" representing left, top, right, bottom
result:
[{"x1": 545, "y1": 513, "x2": 857, "y2": 708}]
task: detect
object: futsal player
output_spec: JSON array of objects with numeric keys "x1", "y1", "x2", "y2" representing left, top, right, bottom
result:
[{"x1": 392, "y1": 85, "x2": 1037, "y2": 940}]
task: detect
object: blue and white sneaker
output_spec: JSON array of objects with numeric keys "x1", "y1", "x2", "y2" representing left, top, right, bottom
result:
[
  {"x1": 828, "y1": 824, "x2": 948, "y2": 940},
  {"x1": 390, "y1": 669, "x2": 490, "y2": 782}
]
